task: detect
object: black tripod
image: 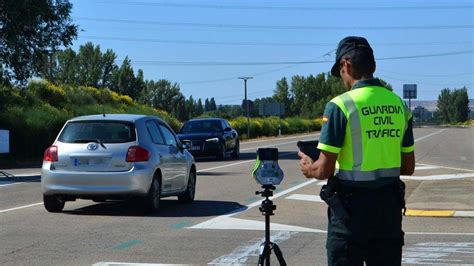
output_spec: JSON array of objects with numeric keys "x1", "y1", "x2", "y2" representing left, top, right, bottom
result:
[{"x1": 256, "y1": 185, "x2": 286, "y2": 266}]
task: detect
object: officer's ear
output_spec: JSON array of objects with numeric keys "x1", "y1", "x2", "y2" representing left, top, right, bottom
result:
[{"x1": 345, "y1": 60, "x2": 352, "y2": 76}]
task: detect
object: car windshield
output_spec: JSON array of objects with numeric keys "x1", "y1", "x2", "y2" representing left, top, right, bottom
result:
[
  {"x1": 180, "y1": 120, "x2": 222, "y2": 134},
  {"x1": 58, "y1": 121, "x2": 136, "y2": 143}
]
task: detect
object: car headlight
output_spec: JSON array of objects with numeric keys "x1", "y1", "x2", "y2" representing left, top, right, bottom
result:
[{"x1": 205, "y1": 137, "x2": 219, "y2": 142}]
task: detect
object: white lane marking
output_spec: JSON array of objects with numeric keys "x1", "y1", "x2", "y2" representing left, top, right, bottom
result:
[
  {"x1": 189, "y1": 179, "x2": 318, "y2": 228},
  {"x1": 401, "y1": 173, "x2": 474, "y2": 180},
  {"x1": 197, "y1": 160, "x2": 254, "y2": 173},
  {"x1": 241, "y1": 132, "x2": 319, "y2": 145},
  {"x1": 208, "y1": 231, "x2": 296, "y2": 265},
  {"x1": 454, "y1": 211, "x2": 474, "y2": 217},
  {"x1": 0, "y1": 203, "x2": 43, "y2": 213},
  {"x1": 241, "y1": 134, "x2": 320, "y2": 152},
  {"x1": 414, "y1": 129, "x2": 447, "y2": 142},
  {"x1": 406, "y1": 232, "x2": 474, "y2": 236},
  {"x1": 197, "y1": 151, "x2": 295, "y2": 173},
  {"x1": 93, "y1": 263, "x2": 191, "y2": 266},
  {"x1": 286, "y1": 194, "x2": 323, "y2": 203},
  {"x1": 192, "y1": 216, "x2": 323, "y2": 233},
  {"x1": 416, "y1": 163, "x2": 474, "y2": 173},
  {"x1": 402, "y1": 242, "x2": 474, "y2": 264},
  {"x1": 414, "y1": 165, "x2": 440, "y2": 171}
]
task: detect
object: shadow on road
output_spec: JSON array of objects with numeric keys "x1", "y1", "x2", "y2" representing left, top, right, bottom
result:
[{"x1": 62, "y1": 199, "x2": 246, "y2": 217}]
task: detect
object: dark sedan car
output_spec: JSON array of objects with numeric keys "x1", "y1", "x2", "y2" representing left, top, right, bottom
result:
[{"x1": 177, "y1": 118, "x2": 239, "y2": 160}]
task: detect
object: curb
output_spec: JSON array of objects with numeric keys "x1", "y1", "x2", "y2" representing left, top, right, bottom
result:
[{"x1": 405, "y1": 209, "x2": 474, "y2": 218}]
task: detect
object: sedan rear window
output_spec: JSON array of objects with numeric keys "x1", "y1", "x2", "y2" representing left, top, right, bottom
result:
[{"x1": 58, "y1": 121, "x2": 136, "y2": 143}]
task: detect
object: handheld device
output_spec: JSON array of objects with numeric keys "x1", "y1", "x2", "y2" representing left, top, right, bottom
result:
[
  {"x1": 252, "y1": 148, "x2": 284, "y2": 186},
  {"x1": 297, "y1": 140, "x2": 320, "y2": 161}
]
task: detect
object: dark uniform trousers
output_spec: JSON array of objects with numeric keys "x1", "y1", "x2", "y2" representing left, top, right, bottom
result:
[{"x1": 326, "y1": 181, "x2": 404, "y2": 266}]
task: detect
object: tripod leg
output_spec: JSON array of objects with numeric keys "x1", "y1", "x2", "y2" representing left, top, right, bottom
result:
[
  {"x1": 271, "y1": 243, "x2": 287, "y2": 266},
  {"x1": 258, "y1": 243, "x2": 270, "y2": 266}
]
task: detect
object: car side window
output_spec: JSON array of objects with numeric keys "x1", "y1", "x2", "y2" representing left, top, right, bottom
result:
[
  {"x1": 158, "y1": 124, "x2": 177, "y2": 147},
  {"x1": 146, "y1": 120, "x2": 165, "y2": 144}
]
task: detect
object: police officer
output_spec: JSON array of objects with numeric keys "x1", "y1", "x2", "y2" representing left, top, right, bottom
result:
[{"x1": 299, "y1": 36, "x2": 415, "y2": 265}]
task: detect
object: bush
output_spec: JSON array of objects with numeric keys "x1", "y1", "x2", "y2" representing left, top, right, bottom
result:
[
  {"x1": 230, "y1": 116, "x2": 322, "y2": 140},
  {"x1": 28, "y1": 81, "x2": 66, "y2": 108}
]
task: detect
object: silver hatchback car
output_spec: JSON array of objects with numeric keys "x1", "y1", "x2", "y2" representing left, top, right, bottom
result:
[{"x1": 41, "y1": 114, "x2": 196, "y2": 213}]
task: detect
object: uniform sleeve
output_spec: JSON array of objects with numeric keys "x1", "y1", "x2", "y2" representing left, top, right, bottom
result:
[
  {"x1": 401, "y1": 117, "x2": 415, "y2": 153},
  {"x1": 317, "y1": 102, "x2": 347, "y2": 154}
]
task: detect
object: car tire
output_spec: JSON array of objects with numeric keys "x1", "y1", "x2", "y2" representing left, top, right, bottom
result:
[
  {"x1": 231, "y1": 140, "x2": 240, "y2": 159},
  {"x1": 43, "y1": 195, "x2": 65, "y2": 213},
  {"x1": 217, "y1": 142, "x2": 226, "y2": 160},
  {"x1": 144, "y1": 177, "x2": 161, "y2": 214},
  {"x1": 178, "y1": 170, "x2": 196, "y2": 203}
]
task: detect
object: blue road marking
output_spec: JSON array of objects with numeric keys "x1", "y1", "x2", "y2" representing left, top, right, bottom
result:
[
  {"x1": 171, "y1": 220, "x2": 193, "y2": 229},
  {"x1": 244, "y1": 196, "x2": 259, "y2": 203},
  {"x1": 111, "y1": 240, "x2": 141, "y2": 251}
]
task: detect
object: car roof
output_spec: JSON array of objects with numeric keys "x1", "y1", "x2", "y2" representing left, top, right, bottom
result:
[{"x1": 68, "y1": 114, "x2": 161, "y2": 123}]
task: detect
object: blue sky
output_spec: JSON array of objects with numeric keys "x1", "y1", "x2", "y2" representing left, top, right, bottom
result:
[{"x1": 70, "y1": 0, "x2": 473, "y2": 105}]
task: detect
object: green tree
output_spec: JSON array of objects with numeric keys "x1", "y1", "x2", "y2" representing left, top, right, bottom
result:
[
  {"x1": 273, "y1": 77, "x2": 291, "y2": 116},
  {"x1": 0, "y1": 0, "x2": 77, "y2": 84},
  {"x1": 100, "y1": 49, "x2": 118, "y2": 88},
  {"x1": 186, "y1": 95, "x2": 195, "y2": 118},
  {"x1": 437, "y1": 88, "x2": 453, "y2": 123},
  {"x1": 209, "y1": 97, "x2": 217, "y2": 111},
  {"x1": 76, "y1": 42, "x2": 103, "y2": 87},
  {"x1": 453, "y1": 87, "x2": 470, "y2": 122},
  {"x1": 195, "y1": 98, "x2": 204, "y2": 116},
  {"x1": 54, "y1": 48, "x2": 77, "y2": 85},
  {"x1": 145, "y1": 79, "x2": 185, "y2": 119},
  {"x1": 204, "y1": 98, "x2": 210, "y2": 112},
  {"x1": 112, "y1": 57, "x2": 143, "y2": 99}
]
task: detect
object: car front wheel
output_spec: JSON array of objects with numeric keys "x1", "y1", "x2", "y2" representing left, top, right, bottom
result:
[
  {"x1": 217, "y1": 142, "x2": 226, "y2": 160},
  {"x1": 43, "y1": 195, "x2": 65, "y2": 212},
  {"x1": 231, "y1": 140, "x2": 240, "y2": 158},
  {"x1": 178, "y1": 170, "x2": 196, "y2": 203}
]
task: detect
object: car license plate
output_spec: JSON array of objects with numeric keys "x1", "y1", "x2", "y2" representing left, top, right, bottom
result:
[
  {"x1": 191, "y1": 146, "x2": 201, "y2": 151},
  {"x1": 74, "y1": 158, "x2": 105, "y2": 166}
]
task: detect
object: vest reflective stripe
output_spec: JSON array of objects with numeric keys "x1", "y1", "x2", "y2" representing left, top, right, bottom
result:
[
  {"x1": 340, "y1": 93, "x2": 363, "y2": 171},
  {"x1": 337, "y1": 167, "x2": 401, "y2": 181}
]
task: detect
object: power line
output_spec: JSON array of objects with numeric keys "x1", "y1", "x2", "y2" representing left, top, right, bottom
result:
[
  {"x1": 378, "y1": 70, "x2": 474, "y2": 78},
  {"x1": 80, "y1": 35, "x2": 473, "y2": 47},
  {"x1": 99, "y1": 1, "x2": 474, "y2": 11},
  {"x1": 75, "y1": 17, "x2": 474, "y2": 31},
  {"x1": 117, "y1": 50, "x2": 473, "y2": 66},
  {"x1": 377, "y1": 74, "x2": 473, "y2": 88}
]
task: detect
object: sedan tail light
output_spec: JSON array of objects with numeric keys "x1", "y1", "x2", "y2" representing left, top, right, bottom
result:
[
  {"x1": 43, "y1": 145, "x2": 58, "y2": 162},
  {"x1": 126, "y1": 146, "x2": 150, "y2": 162}
]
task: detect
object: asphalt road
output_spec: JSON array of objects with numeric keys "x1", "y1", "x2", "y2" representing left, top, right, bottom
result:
[{"x1": 0, "y1": 127, "x2": 473, "y2": 265}]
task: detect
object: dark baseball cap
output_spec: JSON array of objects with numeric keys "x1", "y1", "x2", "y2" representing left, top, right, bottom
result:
[{"x1": 331, "y1": 36, "x2": 374, "y2": 77}]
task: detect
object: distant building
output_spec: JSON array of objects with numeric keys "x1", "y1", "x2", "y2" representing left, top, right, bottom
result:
[{"x1": 412, "y1": 106, "x2": 433, "y2": 122}]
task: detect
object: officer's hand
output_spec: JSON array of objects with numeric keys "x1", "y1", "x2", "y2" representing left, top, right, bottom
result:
[{"x1": 298, "y1": 151, "x2": 314, "y2": 179}]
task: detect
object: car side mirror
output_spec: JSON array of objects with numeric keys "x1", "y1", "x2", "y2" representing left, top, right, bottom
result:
[
  {"x1": 181, "y1": 140, "x2": 191, "y2": 150},
  {"x1": 224, "y1": 127, "x2": 232, "y2": 132}
]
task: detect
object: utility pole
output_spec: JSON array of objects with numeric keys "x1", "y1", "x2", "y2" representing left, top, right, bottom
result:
[{"x1": 238, "y1": 77, "x2": 253, "y2": 138}]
